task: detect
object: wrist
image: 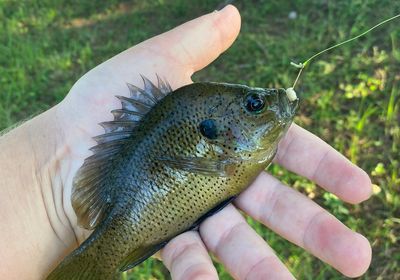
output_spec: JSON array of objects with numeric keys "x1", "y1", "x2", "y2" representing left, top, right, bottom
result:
[
  {"x1": 0, "y1": 104, "x2": 86, "y2": 278},
  {"x1": 51, "y1": 101, "x2": 94, "y2": 244}
]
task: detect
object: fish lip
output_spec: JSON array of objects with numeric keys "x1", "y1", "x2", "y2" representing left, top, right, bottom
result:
[
  {"x1": 290, "y1": 98, "x2": 299, "y2": 115},
  {"x1": 277, "y1": 88, "x2": 297, "y2": 119}
]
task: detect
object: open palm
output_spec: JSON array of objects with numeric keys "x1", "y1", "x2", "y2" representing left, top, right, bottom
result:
[{"x1": 52, "y1": 5, "x2": 372, "y2": 279}]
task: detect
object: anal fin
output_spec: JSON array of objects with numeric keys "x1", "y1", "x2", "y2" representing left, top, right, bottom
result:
[
  {"x1": 119, "y1": 241, "x2": 168, "y2": 272},
  {"x1": 189, "y1": 196, "x2": 237, "y2": 231}
]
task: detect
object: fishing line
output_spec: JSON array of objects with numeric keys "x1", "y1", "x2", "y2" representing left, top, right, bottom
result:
[{"x1": 290, "y1": 13, "x2": 400, "y2": 91}]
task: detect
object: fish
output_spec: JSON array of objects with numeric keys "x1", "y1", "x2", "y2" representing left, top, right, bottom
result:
[{"x1": 47, "y1": 76, "x2": 298, "y2": 280}]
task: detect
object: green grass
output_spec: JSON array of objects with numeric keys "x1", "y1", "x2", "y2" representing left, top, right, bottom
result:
[{"x1": 1, "y1": 0, "x2": 399, "y2": 279}]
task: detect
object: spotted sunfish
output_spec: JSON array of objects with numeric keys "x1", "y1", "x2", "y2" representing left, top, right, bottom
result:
[{"x1": 47, "y1": 76, "x2": 298, "y2": 279}]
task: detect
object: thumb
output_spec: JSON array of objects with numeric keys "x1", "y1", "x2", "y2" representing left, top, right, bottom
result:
[
  {"x1": 143, "y1": 5, "x2": 241, "y2": 75},
  {"x1": 100, "y1": 5, "x2": 241, "y2": 84},
  {"x1": 70, "y1": 5, "x2": 241, "y2": 101}
]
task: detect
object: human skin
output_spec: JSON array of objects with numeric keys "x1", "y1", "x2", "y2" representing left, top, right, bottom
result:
[{"x1": 0, "y1": 5, "x2": 372, "y2": 280}]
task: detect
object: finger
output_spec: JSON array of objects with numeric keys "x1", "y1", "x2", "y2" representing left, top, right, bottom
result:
[
  {"x1": 275, "y1": 123, "x2": 372, "y2": 204},
  {"x1": 200, "y1": 204, "x2": 295, "y2": 280},
  {"x1": 161, "y1": 231, "x2": 218, "y2": 280},
  {"x1": 235, "y1": 172, "x2": 372, "y2": 278}
]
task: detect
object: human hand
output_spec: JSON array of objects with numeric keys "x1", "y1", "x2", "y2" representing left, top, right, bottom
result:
[
  {"x1": 0, "y1": 5, "x2": 372, "y2": 279},
  {"x1": 56, "y1": 5, "x2": 372, "y2": 279}
]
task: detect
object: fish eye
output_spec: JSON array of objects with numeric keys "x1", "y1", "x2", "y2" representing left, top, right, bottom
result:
[
  {"x1": 245, "y1": 93, "x2": 265, "y2": 113},
  {"x1": 199, "y1": 119, "x2": 218, "y2": 140}
]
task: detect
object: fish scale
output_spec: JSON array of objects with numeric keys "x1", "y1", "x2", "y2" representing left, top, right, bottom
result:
[{"x1": 47, "y1": 79, "x2": 297, "y2": 279}]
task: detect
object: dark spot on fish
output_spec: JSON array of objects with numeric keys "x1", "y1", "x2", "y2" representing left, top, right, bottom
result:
[{"x1": 199, "y1": 119, "x2": 218, "y2": 139}]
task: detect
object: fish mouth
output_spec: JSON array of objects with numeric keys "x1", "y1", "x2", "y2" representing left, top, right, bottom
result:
[{"x1": 277, "y1": 88, "x2": 298, "y2": 119}]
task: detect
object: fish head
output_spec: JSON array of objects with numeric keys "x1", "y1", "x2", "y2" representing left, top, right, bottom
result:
[{"x1": 197, "y1": 84, "x2": 298, "y2": 163}]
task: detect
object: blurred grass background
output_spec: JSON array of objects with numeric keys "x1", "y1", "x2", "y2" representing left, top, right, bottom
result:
[{"x1": 1, "y1": 0, "x2": 399, "y2": 279}]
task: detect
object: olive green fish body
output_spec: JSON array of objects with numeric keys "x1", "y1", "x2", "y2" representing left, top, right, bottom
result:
[{"x1": 47, "y1": 79, "x2": 297, "y2": 279}]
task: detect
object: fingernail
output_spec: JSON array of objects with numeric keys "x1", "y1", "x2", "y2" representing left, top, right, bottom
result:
[{"x1": 215, "y1": 0, "x2": 235, "y2": 11}]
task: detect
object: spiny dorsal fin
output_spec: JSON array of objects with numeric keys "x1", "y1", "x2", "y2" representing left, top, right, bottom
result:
[{"x1": 72, "y1": 75, "x2": 171, "y2": 230}]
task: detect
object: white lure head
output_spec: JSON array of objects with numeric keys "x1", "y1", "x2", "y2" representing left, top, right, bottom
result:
[{"x1": 285, "y1": 87, "x2": 298, "y2": 102}]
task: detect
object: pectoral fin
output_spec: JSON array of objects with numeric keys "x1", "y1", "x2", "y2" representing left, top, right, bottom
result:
[{"x1": 158, "y1": 156, "x2": 236, "y2": 177}]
